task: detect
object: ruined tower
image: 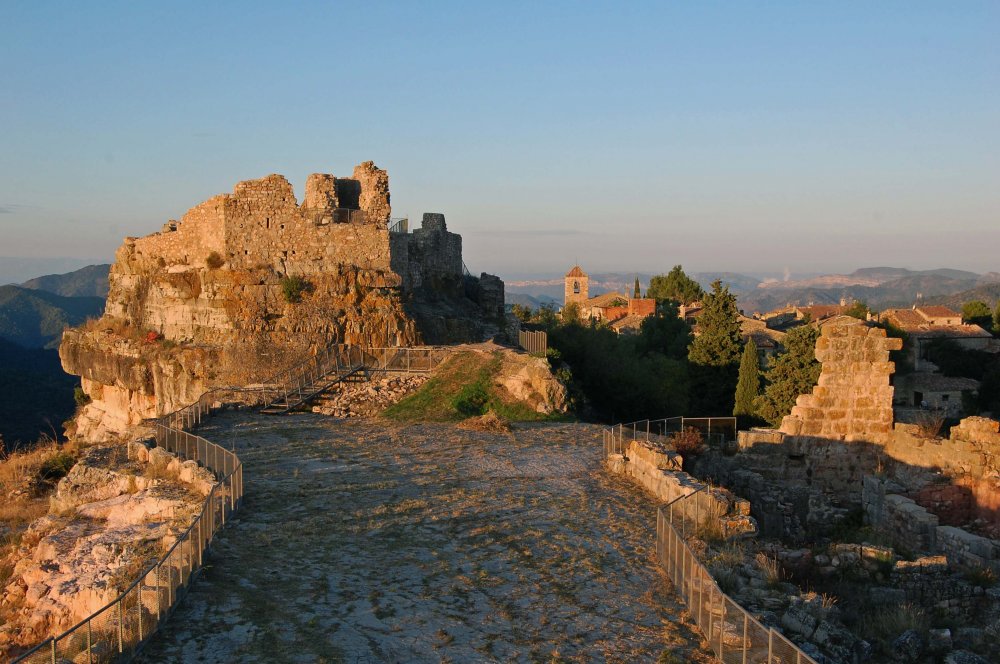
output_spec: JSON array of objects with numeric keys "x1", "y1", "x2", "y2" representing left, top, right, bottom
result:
[{"x1": 564, "y1": 265, "x2": 589, "y2": 306}]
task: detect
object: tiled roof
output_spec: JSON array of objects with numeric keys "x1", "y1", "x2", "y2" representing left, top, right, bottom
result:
[
  {"x1": 565, "y1": 265, "x2": 587, "y2": 278},
  {"x1": 585, "y1": 292, "x2": 628, "y2": 308},
  {"x1": 882, "y1": 309, "x2": 991, "y2": 338},
  {"x1": 796, "y1": 305, "x2": 847, "y2": 320},
  {"x1": 915, "y1": 305, "x2": 960, "y2": 319},
  {"x1": 610, "y1": 314, "x2": 646, "y2": 332}
]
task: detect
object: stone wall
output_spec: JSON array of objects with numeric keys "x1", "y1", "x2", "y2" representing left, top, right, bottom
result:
[
  {"x1": 62, "y1": 163, "x2": 504, "y2": 440},
  {"x1": 780, "y1": 317, "x2": 902, "y2": 443},
  {"x1": 607, "y1": 438, "x2": 757, "y2": 538}
]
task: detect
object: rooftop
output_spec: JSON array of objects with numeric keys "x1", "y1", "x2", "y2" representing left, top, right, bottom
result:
[{"x1": 565, "y1": 265, "x2": 587, "y2": 278}]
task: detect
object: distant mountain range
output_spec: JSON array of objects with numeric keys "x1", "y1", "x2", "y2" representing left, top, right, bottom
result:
[
  {"x1": 0, "y1": 285, "x2": 105, "y2": 349},
  {"x1": 21, "y1": 263, "x2": 111, "y2": 298},
  {"x1": 505, "y1": 267, "x2": 1000, "y2": 313}
]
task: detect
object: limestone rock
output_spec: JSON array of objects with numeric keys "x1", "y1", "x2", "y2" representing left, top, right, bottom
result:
[{"x1": 891, "y1": 629, "x2": 924, "y2": 662}]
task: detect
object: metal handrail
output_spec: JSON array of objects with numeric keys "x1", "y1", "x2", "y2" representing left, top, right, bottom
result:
[{"x1": 607, "y1": 416, "x2": 818, "y2": 664}]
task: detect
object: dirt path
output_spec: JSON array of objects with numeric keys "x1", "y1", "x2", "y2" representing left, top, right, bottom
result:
[{"x1": 137, "y1": 414, "x2": 711, "y2": 663}]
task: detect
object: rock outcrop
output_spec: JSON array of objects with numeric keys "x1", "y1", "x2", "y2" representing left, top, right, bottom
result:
[
  {"x1": 0, "y1": 442, "x2": 207, "y2": 652},
  {"x1": 61, "y1": 163, "x2": 505, "y2": 441}
]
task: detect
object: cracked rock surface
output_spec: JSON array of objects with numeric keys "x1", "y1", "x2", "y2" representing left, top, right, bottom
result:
[{"x1": 137, "y1": 413, "x2": 712, "y2": 663}]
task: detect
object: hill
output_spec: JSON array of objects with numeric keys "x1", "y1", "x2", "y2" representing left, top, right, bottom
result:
[
  {"x1": 21, "y1": 264, "x2": 111, "y2": 298},
  {"x1": 0, "y1": 338, "x2": 77, "y2": 448},
  {"x1": 926, "y1": 283, "x2": 1000, "y2": 310},
  {"x1": 737, "y1": 268, "x2": 983, "y2": 314},
  {"x1": 0, "y1": 286, "x2": 105, "y2": 349}
]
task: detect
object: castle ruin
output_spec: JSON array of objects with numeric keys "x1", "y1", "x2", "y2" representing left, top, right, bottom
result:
[{"x1": 60, "y1": 161, "x2": 505, "y2": 440}]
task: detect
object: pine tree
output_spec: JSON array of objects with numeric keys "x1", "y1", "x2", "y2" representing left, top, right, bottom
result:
[
  {"x1": 647, "y1": 265, "x2": 704, "y2": 305},
  {"x1": 633, "y1": 277, "x2": 641, "y2": 299},
  {"x1": 754, "y1": 325, "x2": 822, "y2": 426},
  {"x1": 687, "y1": 280, "x2": 743, "y2": 413},
  {"x1": 734, "y1": 338, "x2": 760, "y2": 417}
]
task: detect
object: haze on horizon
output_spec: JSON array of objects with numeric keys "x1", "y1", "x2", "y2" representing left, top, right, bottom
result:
[{"x1": 1, "y1": 2, "x2": 998, "y2": 280}]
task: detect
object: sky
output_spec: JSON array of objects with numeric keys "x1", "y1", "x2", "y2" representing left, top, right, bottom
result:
[{"x1": 1, "y1": 1, "x2": 998, "y2": 281}]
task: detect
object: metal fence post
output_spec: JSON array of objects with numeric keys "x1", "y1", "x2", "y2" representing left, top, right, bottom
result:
[
  {"x1": 117, "y1": 598, "x2": 124, "y2": 653},
  {"x1": 742, "y1": 613, "x2": 748, "y2": 664}
]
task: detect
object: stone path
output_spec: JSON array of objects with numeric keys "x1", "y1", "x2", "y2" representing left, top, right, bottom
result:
[{"x1": 137, "y1": 413, "x2": 712, "y2": 663}]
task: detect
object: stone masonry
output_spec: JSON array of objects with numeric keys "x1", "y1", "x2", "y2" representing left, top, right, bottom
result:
[
  {"x1": 61, "y1": 162, "x2": 505, "y2": 440},
  {"x1": 780, "y1": 317, "x2": 902, "y2": 444}
]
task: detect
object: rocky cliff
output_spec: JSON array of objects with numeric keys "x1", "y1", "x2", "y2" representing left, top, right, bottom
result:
[{"x1": 61, "y1": 162, "x2": 504, "y2": 441}]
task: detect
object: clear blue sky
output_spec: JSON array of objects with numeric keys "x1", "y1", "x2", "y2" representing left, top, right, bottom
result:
[{"x1": 2, "y1": 1, "x2": 998, "y2": 280}]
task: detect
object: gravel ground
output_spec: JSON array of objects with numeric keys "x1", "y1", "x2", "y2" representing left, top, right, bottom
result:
[{"x1": 137, "y1": 412, "x2": 712, "y2": 663}]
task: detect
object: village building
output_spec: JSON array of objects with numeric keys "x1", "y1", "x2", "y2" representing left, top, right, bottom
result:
[
  {"x1": 894, "y1": 372, "x2": 981, "y2": 418},
  {"x1": 879, "y1": 305, "x2": 994, "y2": 371},
  {"x1": 762, "y1": 303, "x2": 850, "y2": 330},
  {"x1": 562, "y1": 266, "x2": 656, "y2": 333}
]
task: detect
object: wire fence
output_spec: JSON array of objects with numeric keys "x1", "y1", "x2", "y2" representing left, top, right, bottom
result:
[
  {"x1": 13, "y1": 342, "x2": 447, "y2": 662},
  {"x1": 605, "y1": 417, "x2": 819, "y2": 663},
  {"x1": 603, "y1": 416, "x2": 737, "y2": 456},
  {"x1": 14, "y1": 387, "x2": 247, "y2": 664}
]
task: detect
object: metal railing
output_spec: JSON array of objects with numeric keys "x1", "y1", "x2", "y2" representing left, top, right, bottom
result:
[
  {"x1": 387, "y1": 217, "x2": 409, "y2": 234},
  {"x1": 312, "y1": 207, "x2": 367, "y2": 226},
  {"x1": 603, "y1": 416, "x2": 737, "y2": 456},
  {"x1": 256, "y1": 344, "x2": 449, "y2": 412},
  {"x1": 14, "y1": 387, "x2": 248, "y2": 664},
  {"x1": 657, "y1": 494, "x2": 819, "y2": 664},
  {"x1": 604, "y1": 416, "x2": 818, "y2": 663}
]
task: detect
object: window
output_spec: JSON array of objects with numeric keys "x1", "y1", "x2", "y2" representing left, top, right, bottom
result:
[{"x1": 573, "y1": 281, "x2": 580, "y2": 294}]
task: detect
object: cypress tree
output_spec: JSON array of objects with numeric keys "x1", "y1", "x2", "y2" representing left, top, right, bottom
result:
[
  {"x1": 687, "y1": 280, "x2": 743, "y2": 413},
  {"x1": 633, "y1": 277, "x2": 641, "y2": 299},
  {"x1": 734, "y1": 338, "x2": 760, "y2": 417},
  {"x1": 754, "y1": 325, "x2": 822, "y2": 426}
]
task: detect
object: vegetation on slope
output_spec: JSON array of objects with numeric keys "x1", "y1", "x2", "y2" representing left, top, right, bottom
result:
[
  {"x1": 0, "y1": 285, "x2": 105, "y2": 349},
  {"x1": 382, "y1": 351, "x2": 563, "y2": 422},
  {"x1": 20, "y1": 264, "x2": 111, "y2": 298}
]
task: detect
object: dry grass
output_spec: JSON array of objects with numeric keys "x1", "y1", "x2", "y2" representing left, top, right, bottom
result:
[
  {"x1": 457, "y1": 410, "x2": 512, "y2": 433},
  {"x1": 860, "y1": 602, "x2": 929, "y2": 642},
  {"x1": 754, "y1": 552, "x2": 784, "y2": 588}
]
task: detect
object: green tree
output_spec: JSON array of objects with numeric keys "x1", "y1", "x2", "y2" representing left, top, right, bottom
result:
[
  {"x1": 734, "y1": 338, "x2": 760, "y2": 418},
  {"x1": 533, "y1": 303, "x2": 559, "y2": 330},
  {"x1": 844, "y1": 300, "x2": 871, "y2": 320},
  {"x1": 633, "y1": 277, "x2": 641, "y2": 299},
  {"x1": 687, "y1": 280, "x2": 743, "y2": 414},
  {"x1": 647, "y1": 265, "x2": 704, "y2": 306},
  {"x1": 562, "y1": 301, "x2": 582, "y2": 325},
  {"x1": 962, "y1": 300, "x2": 992, "y2": 329},
  {"x1": 635, "y1": 301, "x2": 692, "y2": 360},
  {"x1": 994, "y1": 302, "x2": 1000, "y2": 336},
  {"x1": 511, "y1": 303, "x2": 532, "y2": 323},
  {"x1": 754, "y1": 325, "x2": 821, "y2": 427}
]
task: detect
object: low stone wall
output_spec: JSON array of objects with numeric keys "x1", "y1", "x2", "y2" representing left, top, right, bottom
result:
[
  {"x1": 607, "y1": 438, "x2": 756, "y2": 537},
  {"x1": 863, "y1": 476, "x2": 1000, "y2": 574}
]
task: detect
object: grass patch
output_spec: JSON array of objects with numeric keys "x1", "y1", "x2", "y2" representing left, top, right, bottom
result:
[{"x1": 382, "y1": 351, "x2": 565, "y2": 422}]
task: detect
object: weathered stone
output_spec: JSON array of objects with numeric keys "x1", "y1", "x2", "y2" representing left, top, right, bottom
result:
[{"x1": 891, "y1": 629, "x2": 924, "y2": 662}]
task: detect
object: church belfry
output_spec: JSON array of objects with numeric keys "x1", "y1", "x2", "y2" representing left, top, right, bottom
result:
[{"x1": 564, "y1": 265, "x2": 589, "y2": 306}]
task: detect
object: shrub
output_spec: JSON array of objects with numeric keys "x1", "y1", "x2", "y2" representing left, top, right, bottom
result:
[
  {"x1": 37, "y1": 451, "x2": 76, "y2": 483},
  {"x1": 205, "y1": 251, "x2": 225, "y2": 269},
  {"x1": 281, "y1": 276, "x2": 308, "y2": 304},
  {"x1": 73, "y1": 387, "x2": 91, "y2": 407},
  {"x1": 671, "y1": 426, "x2": 705, "y2": 456}
]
